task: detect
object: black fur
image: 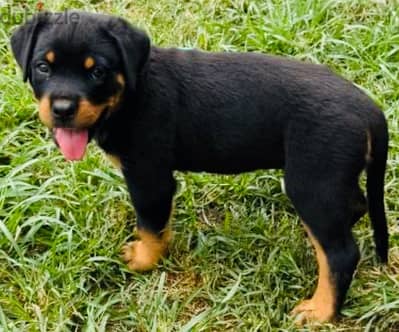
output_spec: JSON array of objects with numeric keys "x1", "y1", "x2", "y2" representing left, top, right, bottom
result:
[{"x1": 11, "y1": 11, "x2": 389, "y2": 320}]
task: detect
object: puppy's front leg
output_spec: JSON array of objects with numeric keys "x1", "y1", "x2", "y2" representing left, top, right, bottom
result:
[{"x1": 121, "y1": 167, "x2": 176, "y2": 271}]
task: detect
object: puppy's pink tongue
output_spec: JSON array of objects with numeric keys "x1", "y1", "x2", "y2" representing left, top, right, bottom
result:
[{"x1": 54, "y1": 128, "x2": 89, "y2": 161}]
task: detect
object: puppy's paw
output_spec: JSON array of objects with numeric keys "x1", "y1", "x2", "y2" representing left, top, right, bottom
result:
[
  {"x1": 122, "y1": 240, "x2": 159, "y2": 271},
  {"x1": 122, "y1": 228, "x2": 171, "y2": 272},
  {"x1": 291, "y1": 298, "x2": 335, "y2": 325}
]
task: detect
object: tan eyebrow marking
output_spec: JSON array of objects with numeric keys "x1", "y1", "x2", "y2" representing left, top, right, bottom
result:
[
  {"x1": 84, "y1": 56, "x2": 95, "y2": 69},
  {"x1": 45, "y1": 51, "x2": 55, "y2": 63}
]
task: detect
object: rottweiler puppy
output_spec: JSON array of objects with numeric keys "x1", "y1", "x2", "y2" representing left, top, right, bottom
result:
[{"x1": 11, "y1": 11, "x2": 389, "y2": 324}]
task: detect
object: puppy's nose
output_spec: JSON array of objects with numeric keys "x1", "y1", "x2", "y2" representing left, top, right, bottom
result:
[{"x1": 52, "y1": 99, "x2": 77, "y2": 118}]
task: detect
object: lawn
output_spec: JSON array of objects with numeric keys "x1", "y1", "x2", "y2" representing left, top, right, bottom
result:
[{"x1": 0, "y1": 0, "x2": 398, "y2": 331}]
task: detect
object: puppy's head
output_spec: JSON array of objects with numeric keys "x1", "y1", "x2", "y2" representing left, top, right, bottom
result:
[{"x1": 11, "y1": 11, "x2": 150, "y2": 160}]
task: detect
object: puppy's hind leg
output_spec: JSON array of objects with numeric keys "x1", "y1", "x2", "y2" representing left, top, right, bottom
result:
[{"x1": 285, "y1": 171, "x2": 360, "y2": 324}]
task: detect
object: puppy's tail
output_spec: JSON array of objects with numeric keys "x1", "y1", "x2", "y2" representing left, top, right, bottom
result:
[{"x1": 366, "y1": 114, "x2": 389, "y2": 263}]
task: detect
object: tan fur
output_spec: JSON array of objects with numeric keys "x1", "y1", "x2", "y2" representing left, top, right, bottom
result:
[
  {"x1": 292, "y1": 224, "x2": 336, "y2": 324},
  {"x1": 84, "y1": 56, "x2": 95, "y2": 69},
  {"x1": 122, "y1": 227, "x2": 172, "y2": 271},
  {"x1": 38, "y1": 96, "x2": 52, "y2": 128},
  {"x1": 116, "y1": 73, "x2": 125, "y2": 87},
  {"x1": 45, "y1": 51, "x2": 55, "y2": 63},
  {"x1": 75, "y1": 92, "x2": 126, "y2": 127},
  {"x1": 107, "y1": 74, "x2": 125, "y2": 109},
  {"x1": 108, "y1": 94, "x2": 121, "y2": 109},
  {"x1": 74, "y1": 75, "x2": 126, "y2": 125},
  {"x1": 74, "y1": 99, "x2": 108, "y2": 127}
]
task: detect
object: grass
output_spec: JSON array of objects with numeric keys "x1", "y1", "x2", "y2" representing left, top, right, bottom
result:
[{"x1": 0, "y1": 0, "x2": 399, "y2": 330}]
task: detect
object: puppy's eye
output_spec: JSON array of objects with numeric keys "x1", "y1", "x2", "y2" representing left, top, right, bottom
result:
[
  {"x1": 36, "y1": 62, "x2": 51, "y2": 74},
  {"x1": 90, "y1": 66, "x2": 106, "y2": 80}
]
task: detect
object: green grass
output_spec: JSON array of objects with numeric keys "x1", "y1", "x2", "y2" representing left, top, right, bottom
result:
[{"x1": 1, "y1": 0, "x2": 399, "y2": 330}]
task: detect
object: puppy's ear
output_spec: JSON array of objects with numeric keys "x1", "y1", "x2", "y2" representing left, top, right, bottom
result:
[
  {"x1": 106, "y1": 18, "x2": 150, "y2": 92},
  {"x1": 11, "y1": 13, "x2": 47, "y2": 82}
]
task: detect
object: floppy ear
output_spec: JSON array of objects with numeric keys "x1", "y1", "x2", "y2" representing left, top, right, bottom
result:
[
  {"x1": 106, "y1": 18, "x2": 150, "y2": 92},
  {"x1": 11, "y1": 13, "x2": 47, "y2": 82}
]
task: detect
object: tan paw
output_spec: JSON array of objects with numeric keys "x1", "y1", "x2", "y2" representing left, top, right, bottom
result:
[
  {"x1": 122, "y1": 228, "x2": 171, "y2": 272},
  {"x1": 122, "y1": 240, "x2": 161, "y2": 271},
  {"x1": 291, "y1": 298, "x2": 335, "y2": 325}
]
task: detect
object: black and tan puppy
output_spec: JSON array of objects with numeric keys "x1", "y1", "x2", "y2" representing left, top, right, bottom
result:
[{"x1": 11, "y1": 11, "x2": 389, "y2": 324}]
